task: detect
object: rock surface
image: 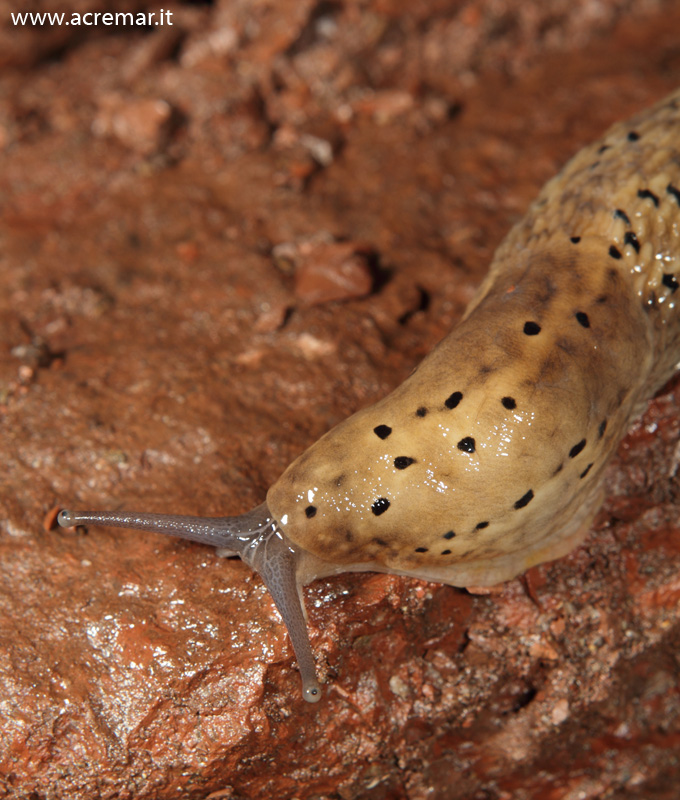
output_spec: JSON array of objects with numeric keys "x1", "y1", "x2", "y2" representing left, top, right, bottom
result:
[{"x1": 0, "y1": 1, "x2": 679, "y2": 798}]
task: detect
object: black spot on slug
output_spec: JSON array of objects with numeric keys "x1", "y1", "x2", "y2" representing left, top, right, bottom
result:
[
  {"x1": 596, "y1": 295, "x2": 608, "y2": 304},
  {"x1": 627, "y1": 131, "x2": 640, "y2": 141},
  {"x1": 569, "y1": 439, "x2": 586, "y2": 458},
  {"x1": 553, "y1": 463, "x2": 564, "y2": 475},
  {"x1": 371, "y1": 498, "x2": 390, "y2": 516},
  {"x1": 570, "y1": 236, "x2": 581, "y2": 244},
  {"x1": 575, "y1": 311, "x2": 590, "y2": 328},
  {"x1": 501, "y1": 396, "x2": 517, "y2": 410},
  {"x1": 609, "y1": 245, "x2": 622, "y2": 259},
  {"x1": 305, "y1": 506, "x2": 316, "y2": 518},
  {"x1": 666, "y1": 183, "x2": 680, "y2": 205},
  {"x1": 523, "y1": 321, "x2": 541, "y2": 335},
  {"x1": 662, "y1": 273, "x2": 679, "y2": 293},
  {"x1": 445, "y1": 391, "x2": 463, "y2": 409},
  {"x1": 415, "y1": 547, "x2": 428, "y2": 553},
  {"x1": 374, "y1": 425, "x2": 392, "y2": 439},
  {"x1": 597, "y1": 144, "x2": 611, "y2": 154},
  {"x1": 373, "y1": 537, "x2": 388, "y2": 547},
  {"x1": 598, "y1": 419, "x2": 607, "y2": 439},
  {"x1": 441, "y1": 550, "x2": 452, "y2": 556},
  {"x1": 475, "y1": 521, "x2": 489, "y2": 530},
  {"x1": 394, "y1": 456, "x2": 415, "y2": 469},
  {"x1": 580, "y1": 463, "x2": 593, "y2": 479},
  {"x1": 457, "y1": 437, "x2": 475, "y2": 453},
  {"x1": 637, "y1": 188, "x2": 659, "y2": 207},
  {"x1": 514, "y1": 490, "x2": 534, "y2": 510},
  {"x1": 416, "y1": 406, "x2": 428, "y2": 417},
  {"x1": 443, "y1": 530, "x2": 456, "y2": 540},
  {"x1": 614, "y1": 208, "x2": 631, "y2": 225},
  {"x1": 624, "y1": 231, "x2": 640, "y2": 253}
]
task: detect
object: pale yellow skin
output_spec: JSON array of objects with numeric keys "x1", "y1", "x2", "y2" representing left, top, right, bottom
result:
[{"x1": 267, "y1": 89, "x2": 680, "y2": 588}]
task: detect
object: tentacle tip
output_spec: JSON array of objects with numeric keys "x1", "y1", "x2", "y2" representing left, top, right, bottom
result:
[
  {"x1": 57, "y1": 509, "x2": 76, "y2": 528},
  {"x1": 302, "y1": 679, "x2": 322, "y2": 703}
]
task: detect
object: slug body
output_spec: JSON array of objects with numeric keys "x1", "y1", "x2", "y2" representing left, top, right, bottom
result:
[{"x1": 59, "y1": 89, "x2": 680, "y2": 702}]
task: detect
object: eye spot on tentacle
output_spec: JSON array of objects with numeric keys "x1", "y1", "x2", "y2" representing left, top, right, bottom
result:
[
  {"x1": 305, "y1": 505, "x2": 316, "y2": 518},
  {"x1": 666, "y1": 183, "x2": 680, "y2": 205},
  {"x1": 416, "y1": 406, "x2": 428, "y2": 417},
  {"x1": 598, "y1": 419, "x2": 607, "y2": 439},
  {"x1": 501, "y1": 396, "x2": 516, "y2": 409},
  {"x1": 569, "y1": 439, "x2": 587, "y2": 458},
  {"x1": 570, "y1": 236, "x2": 581, "y2": 244},
  {"x1": 371, "y1": 498, "x2": 390, "y2": 516},
  {"x1": 457, "y1": 437, "x2": 475, "y2": 453},
  {"x1": 475, "y1": 521, "x2": 489, "y2": 531},
  {"x1": 662, "y1": 273, "x2": 679, "y2": 293},
  {"x1": 443, "y1": 530, "x2": 456, "y2": 540},
  {"x1": 523, "y1": 321, "x2": 541, "y2": 335},
  {"x1": 637, "y1": 188, "x2": 659, "y2": 206},
  {"x1": 514, "y1": 490, "x2": 534, "y2": 510},
  {"x1": 575, "y1": 311, "x2": 590, "y2": 328},
  {"x1": 614, "y1": 208, "x2": 631, "y2": 225},
  {"x1": 445, "y1": 391, "x2": 463, "y2": 409},
  {"x1": 374, "y1": 425, "x2": 392, "y2": 439},
  {"x1": 609, "y1": 245, "x2": 622, "y2": 259},
  {"x1": 580, "y1": 463, "x2": 593, "y2": 479},
  {"x1": 394, "y1": 457, "x2": 415, "y2": 469}
]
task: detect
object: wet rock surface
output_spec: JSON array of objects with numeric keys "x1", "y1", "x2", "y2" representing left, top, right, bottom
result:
[{"x1": 0, "y1": 1, "x2": 679, "y2": 798}]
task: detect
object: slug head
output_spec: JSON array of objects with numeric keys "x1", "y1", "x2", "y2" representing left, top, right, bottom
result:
[{"x1": 265, "y1": 242, "x2": 652, "y2": 588}]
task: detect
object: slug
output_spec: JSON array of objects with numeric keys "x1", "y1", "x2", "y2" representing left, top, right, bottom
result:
[{"x1": 59, "y1": 88, "x2": 680, "y2": 703}]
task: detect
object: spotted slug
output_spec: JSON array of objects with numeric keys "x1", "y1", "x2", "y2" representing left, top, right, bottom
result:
[{"x1": 59, "y1": 89, "x2": 680, "y2": 703}]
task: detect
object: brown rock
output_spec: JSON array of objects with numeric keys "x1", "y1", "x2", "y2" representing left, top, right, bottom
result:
[
  {"x1": 93, "y1": 93, "x2": 175, "y2": 155},
  {"x1": 278, "y1": 235, "x2": 375, "y2": 306}
]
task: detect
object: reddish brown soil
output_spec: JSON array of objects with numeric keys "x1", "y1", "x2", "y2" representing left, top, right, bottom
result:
[{"x1": 1, "y1": 1, "x2": 679, "y2": 798}]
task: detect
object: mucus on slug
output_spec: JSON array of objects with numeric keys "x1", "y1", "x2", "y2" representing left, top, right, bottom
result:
[{"x1": 59, "y1": 87, "x2": 680, "y2": 702}]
